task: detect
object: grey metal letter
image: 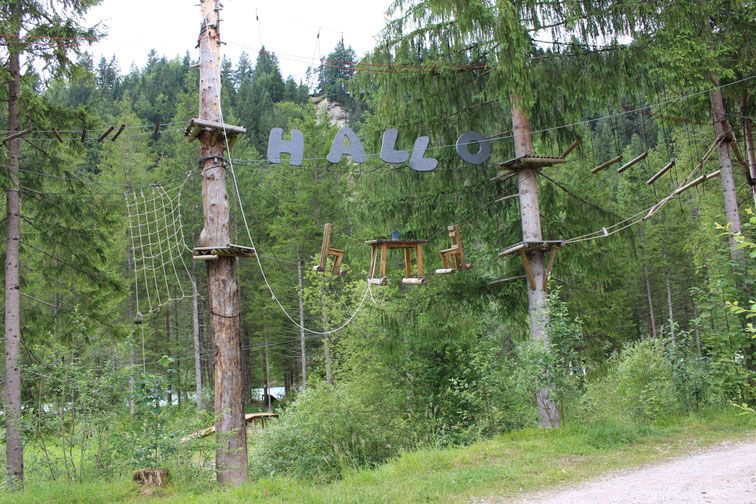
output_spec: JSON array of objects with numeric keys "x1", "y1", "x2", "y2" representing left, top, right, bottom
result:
[
  {"x1": 268, "y1": 128, "x2": 304, "y2": 166},
  {"x1": 327, "y1": 127, "x2": 367, "y2": 164},
  {"x1": 380, "y1": 128, "x2": 410, "y2": 164},
  {"x1": 409, "y1": 136, "x2": 438, "y2": 172},
  {"x1": 456, "y1": 131, "x2": 491, "y2": 164}
]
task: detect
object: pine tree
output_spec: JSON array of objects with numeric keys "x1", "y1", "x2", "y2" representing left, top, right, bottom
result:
[{"x1": 0, "y1": 0, "x2": 103, "y2": 486}]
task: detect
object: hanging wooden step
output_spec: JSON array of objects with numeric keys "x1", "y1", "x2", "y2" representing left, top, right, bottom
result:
[
  {"x1": 185, "y1": 118, "x2": 247, "y2": 150},
  {"x1": 498, "y1": 155, "x2": 565, "y2": 171},
  {"x1": 365, "y1": 238, "x2": 427, "y2": 286},
  {"x1": 436, "y1": 224, "x2": 474, "y2": 274},
  {"x1": 313, "y1": 223, "x2": 346, "y2": 276},
  {"x1": 193, "y1": 243, "x2": 256, "y2": 260}
]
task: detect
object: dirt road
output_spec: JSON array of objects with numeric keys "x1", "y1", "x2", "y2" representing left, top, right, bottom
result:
[{"x1": 485, "y1": 438, "x2": 756, "y2": 504}]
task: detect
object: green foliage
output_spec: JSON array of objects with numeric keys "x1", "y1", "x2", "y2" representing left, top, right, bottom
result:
[
  {"x1": 249, "y1": 381, "x2": 411, "y2": 481},
  {"x1": 580, "y1": 338, "x2": 680, "y2": 424}
]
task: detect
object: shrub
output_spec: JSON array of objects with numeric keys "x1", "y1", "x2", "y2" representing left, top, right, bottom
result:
[
  {"x1": 580, "y1": 338, "x2": 679, "y2": 424},
  {"x1": 249, "y1": 381, "x2": 410, "y2": 481}
]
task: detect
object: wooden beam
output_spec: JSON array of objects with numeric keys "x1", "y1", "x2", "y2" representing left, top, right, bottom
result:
[
  {"x1": 97, "y1": 126, "x2": 115, "y2": 142},
  {"x1": 729, "y1": 142, "x2": 748, "y2": 169},
  {"x1": 543, "y1": 247, "x2": 558, "y2": 291},
  {"x1": 674, "y1": 170, "x2": 721, "y2": 195},
  {"x1": 560, "y1": 138, "x2": 581, "y2": 159},
  {"x1": 51, "y1": 128, "x2": 63, "y2": 143},
  {"x1": 401, "y1": 277, "x2": 426, "y2": 285},
  {"x1": 518, "y1": 249, "x2": 536, "y2": 290},
  {"x1": 81, "y1": 127, "x2": 87, "y2": 143},
  {"x1": 647, "y1": 161, "x2": 675, "y2": 185},
  {"x1": 591, "y1": 155, "x2": 623, "y2": 174},
  {"x1": 1, "y1": 128, "x2": 32, "y2": 143},
  {"x1": 487, "y1": 275, "x2": 526, "y2": 285},
  {"x1": 617, "y1": 152, "x2": 647, "y2": 173},
  {"x1": 153, "y1": 121, "x2": 161, "y2": 139},
  {"x1": 111, "y1": 124, "x2": 126, "y2": 141}
]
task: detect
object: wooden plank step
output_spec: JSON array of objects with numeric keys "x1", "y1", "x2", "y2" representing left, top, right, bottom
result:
[
  {"x1": 498, "y1": 155, "x2": 565, "y2": 171},
  {"x1": 193, "y1": 243, "x2": 256, "y2": 258}
]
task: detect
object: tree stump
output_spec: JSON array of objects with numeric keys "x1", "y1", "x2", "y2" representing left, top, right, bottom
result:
[{"x1": 132, "y1": 468, "x2": 170, "y2": 487}]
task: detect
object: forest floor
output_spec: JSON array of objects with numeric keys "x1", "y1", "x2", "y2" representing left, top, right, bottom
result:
[{"x1": 481, "y1": 438, "x2": 756, "y2": 504}]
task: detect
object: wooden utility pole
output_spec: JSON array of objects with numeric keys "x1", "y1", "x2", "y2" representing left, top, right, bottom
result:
[
  {"x1": 511, "y1": 100, "x2": 560, "y2": 428},
  {"x1": 196, "y1": 0, "x2": 248, "y2": 485}
]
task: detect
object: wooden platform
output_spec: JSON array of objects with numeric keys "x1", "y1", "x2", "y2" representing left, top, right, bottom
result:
[
  {"x1": 366, "y1": 239, "x2": 428, "y2": 285},
  {"x1": 193, "y1": 243, "x2": 256, "y2": 260},
  {"x1": 185, "y1": 117, "x2": 247, "y2": 150},
  {"x1": 498, "y1": 240, "x2": 564, "y2": 291},
  {"x1": 182, "y1": 412, "x2": 278, "y2": 441},
  {"x1": 498, "y1": 240, "x2": 564, "y2": 257},
  {"x1": 498, "y1": 155, "x2": 565, "y2": 171}
]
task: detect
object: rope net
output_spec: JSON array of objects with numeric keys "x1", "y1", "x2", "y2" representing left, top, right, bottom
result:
[{"x1": 125, "y1": 178, "x2": 195, "y2": 317}]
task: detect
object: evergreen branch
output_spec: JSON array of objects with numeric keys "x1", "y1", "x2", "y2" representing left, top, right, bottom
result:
[{"x1": 20, "y1": 291, "x2": 60, "y2": 310}]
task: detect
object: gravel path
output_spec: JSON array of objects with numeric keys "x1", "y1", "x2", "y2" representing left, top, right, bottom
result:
[{"x1": 483, "y1": 438, "x2": 756, "y2": 504}]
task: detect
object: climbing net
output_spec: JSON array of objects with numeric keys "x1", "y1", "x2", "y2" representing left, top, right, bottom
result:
[{"x1": 125, "y1": 176, "x2": 195, "y2": 318}]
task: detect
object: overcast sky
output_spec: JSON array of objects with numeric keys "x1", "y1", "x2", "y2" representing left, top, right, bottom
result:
[{"x1": 84, "y1": 0, "x2": 393, "y2": 82}]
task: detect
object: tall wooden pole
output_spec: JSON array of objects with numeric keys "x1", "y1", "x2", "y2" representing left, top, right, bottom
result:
[
  {"x1": 710, "y1": 87, "x2": 742, "y2": 260},
  {"x1": 4, "y1": 4, "x2": 24, "y2": 485},
  {"x1": 511, "y1": 98, "x2": 559, "y2": 428},
  {"x1": 197, "y1": 0, "x2": 248, "y2": 485},
  {"x1": 745, "y1": 119, "x2": 756, "y2": 209}
]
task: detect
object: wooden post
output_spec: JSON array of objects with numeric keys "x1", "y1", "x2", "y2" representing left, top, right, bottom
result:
[
  {"x1": 511, "y1": 98, "x2": 559, "y2": 428},
  {"x1": 745, "y1": 119, "x2": 756, "y2": 209},
  {"x1": 197, "y1": 0, "x2": 248, "y2": 485}
]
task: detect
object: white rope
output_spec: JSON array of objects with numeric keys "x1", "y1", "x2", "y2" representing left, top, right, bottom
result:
[
  {"x1": 207, "y1": 43, "x2": 372, "y2": 336},
  {"x1": 125, "y1": 177, "x2": 195, "y2": 317}
]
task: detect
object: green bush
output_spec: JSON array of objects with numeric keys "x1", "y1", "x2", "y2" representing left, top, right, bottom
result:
[
  {"x1": 249, "y1": 381, "x2": 411, "y2": 481},
  {"x1": 580, "y1": 338, "x2": 680, "y2": 424}
]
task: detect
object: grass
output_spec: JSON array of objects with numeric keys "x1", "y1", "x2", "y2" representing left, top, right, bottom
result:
[{"x1": 3, "y1": 407, "x2": 754, "y2": 504}]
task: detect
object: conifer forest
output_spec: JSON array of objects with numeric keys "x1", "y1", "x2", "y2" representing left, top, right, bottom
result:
[{"x1": 1, "y1": 0, "x2": 755, "y2": 500}]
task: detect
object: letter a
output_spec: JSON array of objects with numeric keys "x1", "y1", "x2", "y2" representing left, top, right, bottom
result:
[
  {"x1": 327, "y1": 127, "x2": 367, "y2": 164},
  {"x1": 268, "y1": 128, "x2": 304, "y2": 166}
]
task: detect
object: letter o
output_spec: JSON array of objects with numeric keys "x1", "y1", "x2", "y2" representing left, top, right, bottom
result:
[{"x1": 456, "y1": 131, "x2": 491, "y2": 165}]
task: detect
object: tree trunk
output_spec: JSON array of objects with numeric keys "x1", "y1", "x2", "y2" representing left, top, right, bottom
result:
[
  {"x1": 709, "y1": 86, "x2": 743, "y2": 258},
  {"x1": 264, "y1": 333, "x2": 272, "y2": 412},
  {"x1": 4, "y1": 16, "x2": 24, "y2": 485},
  {"x1": 192, "y1": 279, "x2": 203, "y2": 411},
  {"x1": 745, "y1": 119, "x2": 756, "y2": 209},
  {"x1": 663, "y1": 249, "x2": 675, "y2": 342},
  {"x1": 640, "y1": 228, "x2": 657, "y2": 338},
  {"x1": 296, "y1": 241, "x2": 307, "y2": 389},
  {"x1": 198, "y1": 0, "x2": 247, "y2": 485},
  {"x1": 165, "y1": 309, "x2": 172, "y2": 405},
  {"x1": 511, "y1": 99, "x2": 559, "y2": 428},
  {"x1": 322, "y1": 283, "x2": 333, "y2": 385},
  {"x1": 692, "y1": 300, "x2": 702, "y2": 357}
]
